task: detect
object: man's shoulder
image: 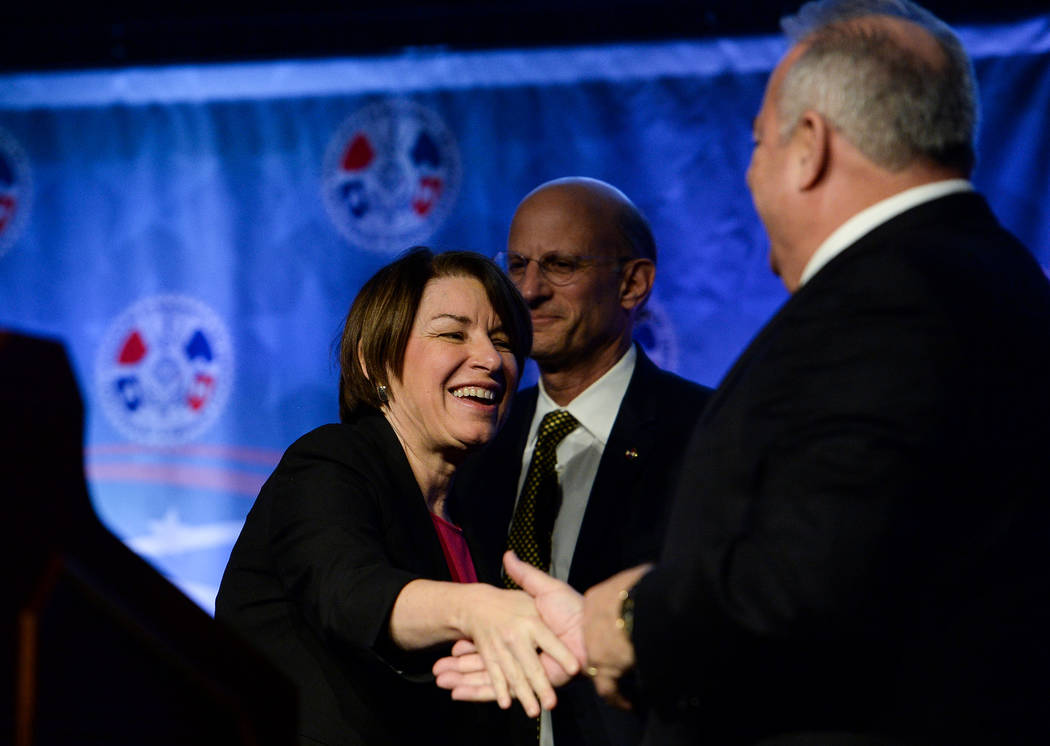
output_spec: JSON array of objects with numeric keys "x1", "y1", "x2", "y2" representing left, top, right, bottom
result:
[
  {"x1": 810, "y1": 190, "x2": 1045, "y2": 313},
  {"x1": 649, "y1": 363, "x2": 712, "y2": 396},
  {"x1": 630, "y1": 348, "x2": 713, "y2": 406}
]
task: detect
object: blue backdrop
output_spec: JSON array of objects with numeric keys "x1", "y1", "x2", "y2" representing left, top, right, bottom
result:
[{"x1": 2, "y1": 16, "x2": 1048, "y2": 613}]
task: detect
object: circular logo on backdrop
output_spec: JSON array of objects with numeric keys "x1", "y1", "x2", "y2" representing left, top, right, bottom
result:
[
  {"x1": 95, "y1": 295, "x2": 234, "y2": 445},
  {"x1": 321, "y1": 98, "x2": 461, "y2": 253},
  {"x1": 633, "y1": 299, "x2": 680, "y2": 372},
  {"x1": 0, "y1": 127, "x2": 32, "y2": 257}
]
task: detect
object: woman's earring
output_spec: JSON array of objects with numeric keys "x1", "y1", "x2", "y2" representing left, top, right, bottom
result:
[{"x1": 376, "y1": 384, "x2": 389, "y2": 404}]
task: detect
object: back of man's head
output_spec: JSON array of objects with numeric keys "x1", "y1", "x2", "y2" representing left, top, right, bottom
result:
[{"x1": 778, "y1": 0, "x2": 977, "y2": 175}]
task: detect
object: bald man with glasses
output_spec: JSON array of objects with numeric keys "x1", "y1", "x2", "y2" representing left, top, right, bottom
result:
[{"x1": 450, "y1": 177, "x2": 711, "y2": 746}]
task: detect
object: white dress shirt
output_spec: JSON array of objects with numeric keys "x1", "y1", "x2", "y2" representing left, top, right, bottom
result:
[
  {"x1": 799, "y1": 179, "x2": 974, "y2": 287},
  {"x1": 516, "y1": 346, "x2": 636, "y2": 746},
  {"x1": 518, "y1": 344, "x2": 636, "y2": 582}
]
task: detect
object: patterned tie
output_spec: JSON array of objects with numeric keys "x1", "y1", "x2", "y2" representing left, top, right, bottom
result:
[{"x1": 503, "y1": 409, "x2": 579, "y2": 589}]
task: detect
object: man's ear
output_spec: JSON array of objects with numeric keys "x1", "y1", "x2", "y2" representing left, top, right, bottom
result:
[
  {"x1": 793, "y1": 110, "x2": 830, "y2": 191},
  {"x1": 620, "y1": 258, "x2": 655, "y2": 311}
]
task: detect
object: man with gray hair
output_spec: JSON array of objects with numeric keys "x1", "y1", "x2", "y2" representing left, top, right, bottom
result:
[{"x1": 436, "y1": 1, "x2": 1050, "y2": 744}]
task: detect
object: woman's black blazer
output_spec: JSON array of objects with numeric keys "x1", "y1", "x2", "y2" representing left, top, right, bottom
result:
[{"x1": 216, "y1": 410, "x2": 498, "y2": 746}]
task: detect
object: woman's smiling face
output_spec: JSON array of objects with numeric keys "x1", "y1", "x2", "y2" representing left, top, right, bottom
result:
[{"x1": 384, "y1": 274, "x2": 520, "y2": 460}]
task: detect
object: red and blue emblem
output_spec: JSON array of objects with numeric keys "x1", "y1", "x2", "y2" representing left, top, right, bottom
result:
[
  {"x1": 95, "y1": 295, "x2": 234, "y2": 445},
  {"x1": 0, "y1": 127, "x2": 31, "y2": 258},
  {"x1": 322, "y1": 98, "x2": 461, "y2": 253}
]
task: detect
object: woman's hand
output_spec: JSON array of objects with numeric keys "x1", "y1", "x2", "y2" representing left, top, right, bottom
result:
[
  {"x1": 432, "y1": 638, "x2": 578, "y2": 697},
  {"x1": 432, "y1": 552, "x2": 587, "y2": 710},
  {"x1": 388, "y1": 557, "x2": 580, "y2": 718}
]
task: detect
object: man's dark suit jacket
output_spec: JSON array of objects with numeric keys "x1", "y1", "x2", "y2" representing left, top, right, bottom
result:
[
  {"x1": 216, "y1": 411, "x2": 496, "y2": 746},
  {"x1": 452, "y1": 346, "x2": 712, "y2": 746},
  {"x1": 632, "y1": 192, "x2": 1050, "y2": 745}
]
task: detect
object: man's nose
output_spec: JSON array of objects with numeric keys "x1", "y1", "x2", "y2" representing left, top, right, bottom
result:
[{"x1": 516, "y1": 260, "x2": 550, "y2": 304}]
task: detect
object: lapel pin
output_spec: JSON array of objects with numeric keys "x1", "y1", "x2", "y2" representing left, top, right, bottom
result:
[{"x1": 624, "y1": 448, "x2": 639, "y2": 460}]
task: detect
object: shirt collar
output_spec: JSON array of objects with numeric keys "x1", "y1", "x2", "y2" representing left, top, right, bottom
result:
[
  {"x1": 534, "y1": 344, "x2": 636, "y2": 445},
  {"x1": 799, "y1": 179, "x2": 974, "y2": 287}
]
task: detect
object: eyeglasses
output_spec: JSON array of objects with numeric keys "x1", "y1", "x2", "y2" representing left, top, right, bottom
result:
[{"x1": 495, "y1": 251, "x2": 632, "y2": 286}]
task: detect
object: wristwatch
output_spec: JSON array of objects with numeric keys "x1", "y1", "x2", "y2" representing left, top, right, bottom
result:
[{"x1": 615, "y1": 586, "x2": 636, "y2": 638}]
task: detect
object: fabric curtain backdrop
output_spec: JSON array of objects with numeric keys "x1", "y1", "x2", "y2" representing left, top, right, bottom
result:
[{"x1": 1, "y1": 15, "x2": 1047, "y2": 613}]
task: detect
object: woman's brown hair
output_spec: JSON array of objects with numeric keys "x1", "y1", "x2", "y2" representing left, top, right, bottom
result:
[{"x1": 338, "y1": 247, "x2": 531, "y2": 422}]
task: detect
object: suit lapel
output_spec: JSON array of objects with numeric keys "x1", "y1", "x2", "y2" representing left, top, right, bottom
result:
[{"x1": 362, "y1": 411, "x2": 453, "y2": 581}]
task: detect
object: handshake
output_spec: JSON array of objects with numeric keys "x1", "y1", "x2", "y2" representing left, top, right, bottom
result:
[{"x1": 431, "y1": 550, "x2": 651, "y2": 717}]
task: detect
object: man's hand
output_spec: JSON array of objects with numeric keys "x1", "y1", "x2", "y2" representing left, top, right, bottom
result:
[
  {"x1": 506, "y1": 550, "x2": 587, "y2": 666},
  {"x1": 581, "y1": 563, "x2": 651, "y2": 709},
  {"x1": 433, "y1": 551, "x2": 585, "y2": 704}
]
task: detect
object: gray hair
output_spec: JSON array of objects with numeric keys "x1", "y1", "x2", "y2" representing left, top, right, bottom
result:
[{"x1": 778, "y1": 0, "x2": 978, "y2": 174}]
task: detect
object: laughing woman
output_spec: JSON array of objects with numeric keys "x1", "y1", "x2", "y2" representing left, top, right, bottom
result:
[{"x1": 216, "y1": 248, "x2": 578, "y2": 746}]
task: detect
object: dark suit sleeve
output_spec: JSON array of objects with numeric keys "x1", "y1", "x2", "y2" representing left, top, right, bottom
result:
[
  {"x1": 269, "y1": 449, "x2": 420, "y2": 654},
  {"x1": 633, "y1": 262, "x2": 967, "y2": 715}
]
